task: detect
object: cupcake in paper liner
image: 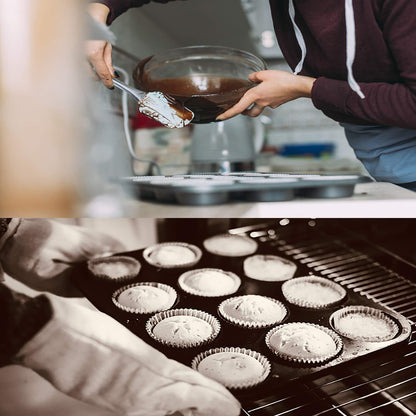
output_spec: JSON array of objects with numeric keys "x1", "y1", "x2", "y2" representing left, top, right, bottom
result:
[
  {"x1": 203, "y1": 233, "x2": 258, "y2": 257},
  {"x1": 87, "y1": 255, "x2": 141, "y2": 282},
  {"x1": 143, "y1": 242, "x2": 202, "y2": 269},
  {"x1": 218, "y1": 295, "x2": 287, "y2": 328},
  {"x1": 265, "y1": 322, "x2": 343, "y2": 365},
  {"x1": 243, "y1": 254, "x2": 297, "y2": 282},
  {"x1": 112, "y1": 282, "x2": 177, "y2": 314},
  {"x1": 191, "y1": 347, "x2": 271, "y2": 389},
  {"x1": 146, "y1": 308, "x2": 221, "y2": 348},
  {"x1": 281, "y1": 275, "x2": 347, "y2": 309},
  {"x1": 330, "y1": 306, "x2": 399, "y2": 342},
  {"x1": 178, "y1": 268, "x2": 241, "y2": 297}
]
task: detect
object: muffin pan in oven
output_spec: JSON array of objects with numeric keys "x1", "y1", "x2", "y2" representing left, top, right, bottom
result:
[
  {"x1": 118, "y1": 173, "x2": 371, "y2": 205},
  {"x1": 71, "y1": 241, "x2": 411, "y2": 401}
]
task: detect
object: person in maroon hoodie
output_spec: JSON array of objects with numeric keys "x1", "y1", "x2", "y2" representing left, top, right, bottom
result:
[{"x1": 87, "y1": 0, "x2": 416, "y2": 190}]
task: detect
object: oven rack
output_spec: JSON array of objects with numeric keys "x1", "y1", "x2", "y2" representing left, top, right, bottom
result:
[{"x1": 234, "y1": 221, "x2": 416, "y2": 416}]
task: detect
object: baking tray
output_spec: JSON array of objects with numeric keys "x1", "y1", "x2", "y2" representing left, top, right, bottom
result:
[
  {"x1": 117, "y1": 173, "x2": 372, "y2": 205},
  {"x1": 70, "y1": 239, "x2": 411, "y2": 404}
]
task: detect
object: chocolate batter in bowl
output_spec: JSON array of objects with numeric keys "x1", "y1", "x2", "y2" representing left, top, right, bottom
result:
[{"x1": 133, "y1": 46, "x2": 267, "y2": 123}]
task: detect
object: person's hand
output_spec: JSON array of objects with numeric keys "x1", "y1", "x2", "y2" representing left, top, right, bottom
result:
[
  {"x1": 86, "y1": 39, "x2": 115, "y2": 88},
  {"x1": 86, "y1": 3, "x2": 114, "y2": 88},
  {"x1": 0, "y1": 219, "x2": 125, "y2": 296},
  {"x1": 216, "y1": 70, "x2": 316, "y2": 120},
  {"x1": 17, "y1": 295, "x2": 241, "y2": 416}
]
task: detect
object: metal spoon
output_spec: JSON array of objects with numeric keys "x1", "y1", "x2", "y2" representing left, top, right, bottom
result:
[{"x1": 112, "y1": 78, "x2": 194, "y2": 128}]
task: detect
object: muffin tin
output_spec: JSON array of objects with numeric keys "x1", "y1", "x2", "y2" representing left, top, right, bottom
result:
[
  {"x1": 70, "y1": 237, "x2": 411, "y2": 402},
  {"x1": 118, "y1": 173, "x2": 371, "y2": 205}
]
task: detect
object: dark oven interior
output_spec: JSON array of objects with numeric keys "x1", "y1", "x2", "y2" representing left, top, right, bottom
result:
[{"x1": 225, "y1": 219, "x2": 416, "y2": 416}]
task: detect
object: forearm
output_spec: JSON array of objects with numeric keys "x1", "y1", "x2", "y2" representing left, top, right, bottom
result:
[
  {"x1": 312, "y1": 78, "x2": 416, "y2": 129},
  {"x1": 296, "y1": 75, "x2": 314, "y2": 98},
  {"x1": 90, "y1": 0, "x2": 178, "y2": 25}
]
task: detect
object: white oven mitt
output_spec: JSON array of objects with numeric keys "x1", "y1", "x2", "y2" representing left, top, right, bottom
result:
[
  {"x1": 15, "y1": 294, "x2": 241, "y2": 416},
  {"x1": 0, "y1": 219, "x2": 125, "y2": 295}
]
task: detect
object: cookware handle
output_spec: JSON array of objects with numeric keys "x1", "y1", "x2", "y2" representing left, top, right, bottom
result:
[
  {"x1": 113, "y1": 66, "x2": 162, "y2": 175},
  {"x1": 112, "y1": 78, "x2": 146, "y2": 102}
]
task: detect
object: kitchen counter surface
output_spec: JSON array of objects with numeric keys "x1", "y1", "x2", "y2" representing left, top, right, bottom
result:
[{"x1": 124, "y1": 182, "x2": 416, "y2": 218}]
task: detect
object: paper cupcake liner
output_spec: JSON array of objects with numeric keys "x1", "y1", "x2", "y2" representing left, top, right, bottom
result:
[
  {"x1": 265, "y1": 322, "x2": 343, "y2": 365},
  {"x1": 87, "y1": 255, "x2": 141, "y2": 282},
  {"x1": 218, "y1": 295, "x2": 288, "y2": 329},
  {"x1": 146, "y1": 308, "x2": 221, "y2": 348},
  {"x1": 203, "y1": 233, "x2": 258, "y2": 257},
  {"x1": 112, "y1": 282, "x2": 177, "y2": 314},
  {"x1": 143, "y1": 242, "x2": 202, "y2": 269},
  {"x1": 281, "y1": 275, "x2": 347, "y2": 309},
  {"x1": 330, "y1": 306, "x2": 400, "y2": 342},
  {"x1": 191, "y1": 347, "x2": 271, "y2": 389},
  {"x1": 178, "y1": 268, "x2": 241, "y2": 298},
  {"x1": 243, "y1": 254, "x2": 297, "y2": 282}
]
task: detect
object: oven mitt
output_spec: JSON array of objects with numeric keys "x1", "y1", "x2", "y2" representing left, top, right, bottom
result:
[
  {"x1": 0, "y1": 219, "x2": 125, "y2": 295},
  {"x1": 16, "y1": 294, "x2": 241, "y2": 416}
]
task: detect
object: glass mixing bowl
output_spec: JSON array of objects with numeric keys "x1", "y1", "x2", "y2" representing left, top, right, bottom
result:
[{"x1": 133, "y1": 46, "x2": 267, "y2": 123}]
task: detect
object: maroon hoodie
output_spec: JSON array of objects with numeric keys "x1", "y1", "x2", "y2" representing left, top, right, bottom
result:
[{"x1": 95, "y1": 0, "x2": 416, "y2": 129}]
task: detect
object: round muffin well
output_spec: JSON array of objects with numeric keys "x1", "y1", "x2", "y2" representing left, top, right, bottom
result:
[
  {"x1": 112, "y1": 282, "x2": 177, "y2": 314},
  {"x1": 219, "y1": 295, "x2": 287, "y2": 328},
  {"x1": 178, "y1": 268, "x2": 241, "y2": 297},
  {"x1": 88, "y1": 255, "x2": 141, "y2": 281},
  {"x1": 192, "y1": 347, "x2": 271, "y2": 389},
  {"x1": 203, "y1": 233, "x2": 258, "y2": 257},
  {"x1": 282, "y1": 276, "x2": 347, "y2": 309},
  {"x1": 146, "y1": 308, "x2": 221, "y2": 348},
  {"x1": 266, "y1": 322, "x2": 343, "y2": 365},
  {"x1": 243, "y1": 254, "x2": 297, "y2": 282},
  {"x1": 153, "y1": 316, "x2": 212, "y2": 345},
  {"x1": 330, "y1": 306, "x2": 399, "y2": 342},
  {"x1": 143, "y1": 242, "x2": 202, "y2": 269}
]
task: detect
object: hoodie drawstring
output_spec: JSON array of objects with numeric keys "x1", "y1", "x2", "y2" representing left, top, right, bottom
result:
[
  {"x1": 288, "y1": 0, "x2": 306, "y2": 75},
  {"x1": 288, "y1": 0, "x2": 365, "y2": 99},
  {"x1": 345, "y1": 0, "x2": 365, "y2": 98}
]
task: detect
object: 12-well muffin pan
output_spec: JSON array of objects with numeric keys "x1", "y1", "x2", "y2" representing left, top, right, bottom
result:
[
  {"x1": 71, "y1": 237, "x2": 411, "y2": 401},
  {"x1": 118, "y1": 173, "x2": 371, "y2": 205}
]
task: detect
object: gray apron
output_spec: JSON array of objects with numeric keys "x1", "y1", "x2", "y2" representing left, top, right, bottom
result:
[{"x1": 341, "y1": 123, "x2": 416, "y2": 191}]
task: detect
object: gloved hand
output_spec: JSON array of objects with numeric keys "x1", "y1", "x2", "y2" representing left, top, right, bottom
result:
[
  {"x1": 0, "y1": 365, "x2": 118, "y2": 416},
  {"x1": 0, "y1": 219, "x2": 125, "y2": 296},
  {"x1": 16, "y1": 294, "x2": 241, "y2": 416}
]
